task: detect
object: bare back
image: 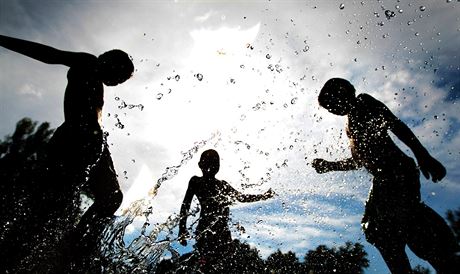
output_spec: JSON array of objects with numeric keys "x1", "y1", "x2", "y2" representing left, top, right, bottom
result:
[
  {"x1": 189, "y1": 176, "x2": 234, "y2": 228},
  {"x1": 63, "y1": 53, "x2": 104, "y2": 129},
  {"x1": 347, "y1": 94, "x2": 412, "y2": 175}
]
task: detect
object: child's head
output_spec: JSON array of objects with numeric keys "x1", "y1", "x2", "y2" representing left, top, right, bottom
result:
[
  {"x1": 318, "y1": 78, "x2": 356, "y2": 116},
  {"x1": 199, "y1": 149, "x2": 220, "y2": 176},
  {"x1": 98, "y1": 49, "x2": 134, "y2": 86}
]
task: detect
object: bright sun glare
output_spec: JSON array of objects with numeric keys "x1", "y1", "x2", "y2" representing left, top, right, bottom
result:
[{"x1": 120, "y1": 24, "x2": 264, "y2": 211}]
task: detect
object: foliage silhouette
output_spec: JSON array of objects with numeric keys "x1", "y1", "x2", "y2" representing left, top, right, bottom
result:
[
  {"x1": 0, "y1": 118, "x2": 55, "y2": 272},
  {"x1": 266, "y1": 249, "x2": 303, "y2": 273},
  {"x1": 156, "y1": 239, "x2": 369, "y2": 274},
  {"x1": 304, "y1": 242, "x2": 369, "y2": 274}
]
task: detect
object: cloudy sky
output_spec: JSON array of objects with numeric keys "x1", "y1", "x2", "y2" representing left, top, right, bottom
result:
[{"x1": 1, "y1": 0, "x2": 459, "y2": 272}]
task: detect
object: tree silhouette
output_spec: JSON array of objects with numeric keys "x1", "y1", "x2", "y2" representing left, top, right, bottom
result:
[
  {"x1": 229, "y1": 239, "x2": 266, "y2": 273},
  {"x1": 0, "y1": 118, "x2": 55, "y2": 272},
  {"x1": 266, "y1": 250, "x2": 303, "y2": 273},
  {"x1": 304, "y1": 242, "x2": 369, "y2": 274},
  {"x1": 156, "y1": 239, "x2": 369, "y2": 274}
]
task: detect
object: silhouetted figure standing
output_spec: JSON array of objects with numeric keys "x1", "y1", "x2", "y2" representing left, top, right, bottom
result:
[
  {"x1": 0, "y1": 34, "x2": 134, "y2": 270},
  {"x1": 312, "y1": 78, "x2": 458, "y2": 274},
  {"x1": 178, "y1": 149, "x2": 274, "y2": 272}
]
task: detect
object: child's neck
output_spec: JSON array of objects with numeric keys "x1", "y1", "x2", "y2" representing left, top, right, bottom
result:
[{"x1": 202, "y1": 173, "x2": 215, "y2": 179}]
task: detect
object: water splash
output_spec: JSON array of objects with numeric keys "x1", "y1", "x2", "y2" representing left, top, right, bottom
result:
[{"x1": 90, "y1": 132, "x2": 221, "y2": 271}]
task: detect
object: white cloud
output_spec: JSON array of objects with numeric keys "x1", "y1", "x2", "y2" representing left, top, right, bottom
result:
[
  {"x1": 194, "y1": 10, "x2": 214, "y2": 23},
  {"x1": 18, "y1": 83, "x2": 43, "y2": 98}
]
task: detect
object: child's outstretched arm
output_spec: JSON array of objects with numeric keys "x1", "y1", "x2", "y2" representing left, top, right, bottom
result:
[
  {"x1": 369, "y1": 96, "x2": 446, "y2": 182},
  {"x1": 225, "y1": 182, "x2": 275, "y2": 203},
  {"x1": 311, "y1": 158, "x2": 360, "y2": 174},
  {"x1": 178, "y1": 177, "x2": 196, "y2": 246},
  {"x1": 0, "y1": 34, "x2": 86, "y2": 67}
]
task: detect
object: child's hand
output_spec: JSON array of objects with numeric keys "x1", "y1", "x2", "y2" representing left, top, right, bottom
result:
[
  {"x1": 418, "y1": 154, "x2": 446, "y2": 183},
  {"x1": 312, "y1": 158, "x2": 331, "y2": 173}
]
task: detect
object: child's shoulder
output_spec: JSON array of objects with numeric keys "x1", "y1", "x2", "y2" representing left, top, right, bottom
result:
[
  {"x1": 357, "y1": 93, "x2": 377, "y2": 103},
  {"x1": 357, "y1": 93, "x2": 387, "y2": 110}
]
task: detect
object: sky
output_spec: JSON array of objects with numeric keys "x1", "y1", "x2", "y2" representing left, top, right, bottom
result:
[{"x1": 1, "y1": 0, "x2": 459, "y2": 273}]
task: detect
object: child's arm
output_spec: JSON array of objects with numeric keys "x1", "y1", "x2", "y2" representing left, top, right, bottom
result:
[
  {"x1": 312, "y1": 158, "x2": 360, "y2": 174},
  {"x1": 368, "y1": 95, "x2": 446, "y2": 182},
  {"x1": 225, "y1": 182, "x2": 275, "y2": 203},
  {"x1": 0, "y1": 34, "x2": 89, "y2": 67},
  {"x1": 178, "y1": 177, "x2": 196, "y2": 246}
]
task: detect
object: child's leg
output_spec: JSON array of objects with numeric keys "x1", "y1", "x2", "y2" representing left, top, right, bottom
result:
[
  {"x1": 407, "y1": 203, "x2": 459, "y2": 274},
  {"x1": 374, "y1": 240, "x2": 412, "y2": 274},
  {"x1": 72, "y1": 146, "x2": 122, "y2": 252}
]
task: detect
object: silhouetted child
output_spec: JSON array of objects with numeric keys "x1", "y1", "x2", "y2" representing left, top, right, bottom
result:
[
  {"x1": 312, "y1": 78, "x2": 458, "y2": 274},
  {"x1": 0, "y1": 34, "x2": 134, "y2": 270},
  {"x1": 178, "y1": 149, "x2": 274, "y2": 271}
]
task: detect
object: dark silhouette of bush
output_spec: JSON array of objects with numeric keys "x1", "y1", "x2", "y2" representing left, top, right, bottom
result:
[
  {"x1": 303, "y1": 242, "x2": 369, "y2": 274},
  {"x1": 266, "y1": 249, "x2": 303, "y2": 273},
  {"x1": 156, "y1": 239, "x2": 369, "y2": 274},
  {"x1": 0, "y1": 118, "x2": 55, "y2": 272}
]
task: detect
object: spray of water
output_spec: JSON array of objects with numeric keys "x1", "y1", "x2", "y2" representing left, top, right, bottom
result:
[{"x1": 92, "y1": 132, "x2": 220, "y2": 272}]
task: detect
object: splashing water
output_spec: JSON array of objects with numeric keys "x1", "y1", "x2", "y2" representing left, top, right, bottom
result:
[{"x1": 89, "y1": 132, "x2": 221, "y2": 272}]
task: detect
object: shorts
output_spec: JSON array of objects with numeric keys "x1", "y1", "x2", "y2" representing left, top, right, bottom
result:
[{"x1": 362, "y1": 158, "x2": 421, "y2": 246}]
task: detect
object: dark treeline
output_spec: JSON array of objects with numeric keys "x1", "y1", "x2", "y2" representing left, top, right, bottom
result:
[
  {"x1": 0, "y1": 118, "x2": 56, "y2": 271},
  {"x1": 156, "y1": 240, "x2": 369, "y2": 274}
]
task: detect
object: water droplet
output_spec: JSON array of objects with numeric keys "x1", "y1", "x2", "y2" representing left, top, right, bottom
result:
[
  {"x1": 339, "y1": 3, "x2": 345, "y2": 10},
  {"x1": 303, "y1": 45, "x2": 310, "y2": 52},
  {"x1": 156, "y1": 93, "x2": 163, "y2": 100},
  {"x1": 385, "y1": 10, "x2": 395, "y2": 20},
  {"x1": 115, "y1": 120, "x2": 125, "y2": 129},
  {"x1": 415, "y1": 32, "x2": 420, "y2": 36},
  {"x1": 115, "y1": 97, "x2": 120, "y2": 101},
  {"x1": 174, "y1": 74, "x2": 180, "y2": 81},
  {"x1": 118, "y1": 101, "x2": 128, "y2": 109},
  {"x1": 230, "y1": 78, "x2": 236, "y2": 84},
  {"x1": 419, "y1": 6, "x2": 426, "y2": 11},
  {"x1": 266, "y1": 54, "x2": 271, "y2": 59},
  {"x1": 195, "y1": 73, "x2": 203, "y2": 81},
  {"x1": 291, "y1": 97, "x2": 298, "y2": 104}
]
